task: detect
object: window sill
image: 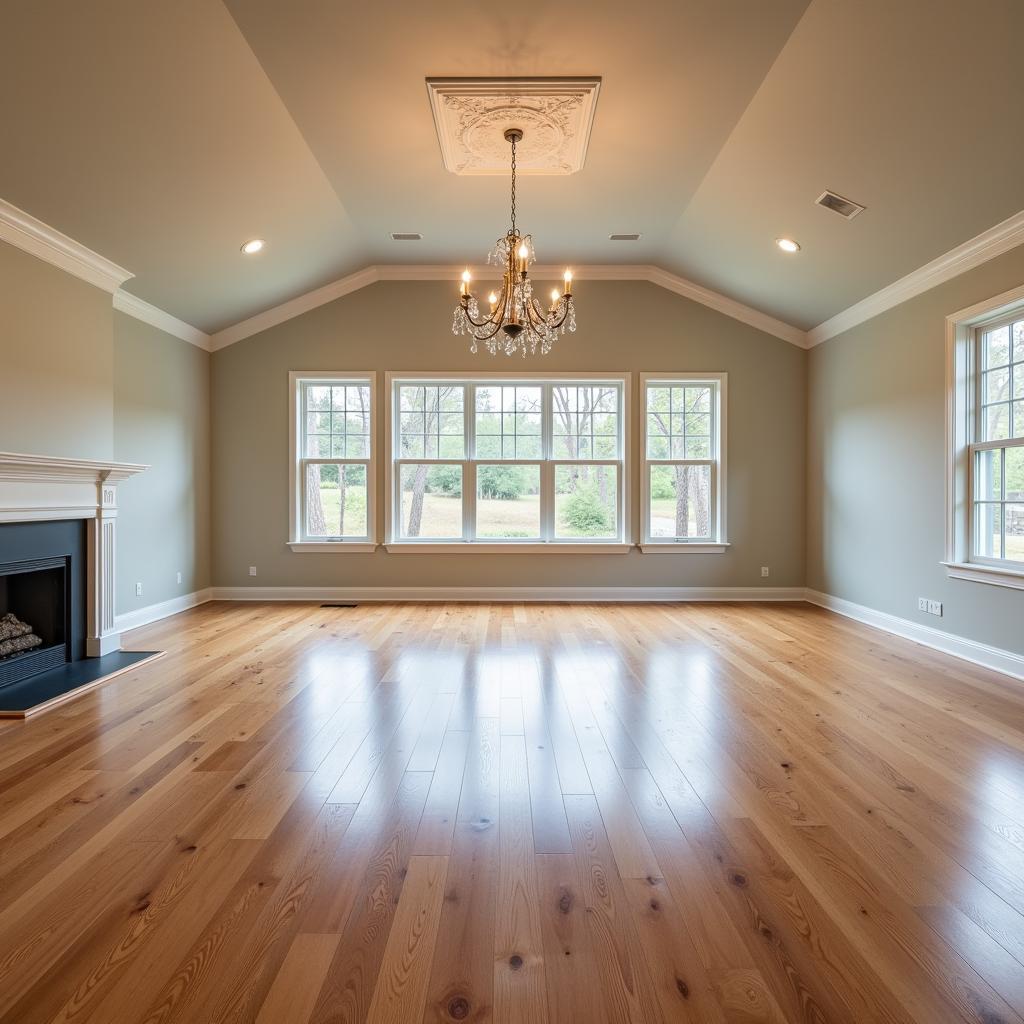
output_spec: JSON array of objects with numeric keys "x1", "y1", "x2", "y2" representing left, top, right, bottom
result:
[
  {"x1": 640, "y1": 543, "x2": 730, "y2": 554},
  {"x1": 288, "y1": 541, "x2": 377, "y2": 553},
  {"x1": 942, "y1": 560, "x2": 1024, "y2": 591},
  {"x1": 385, "y1": 542, "x2": 632, "y2": 554}
]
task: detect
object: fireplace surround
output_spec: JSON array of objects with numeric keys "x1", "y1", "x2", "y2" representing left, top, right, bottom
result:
[{"x1": 0, "y1": 451, "x2": 147, "y2": 660}]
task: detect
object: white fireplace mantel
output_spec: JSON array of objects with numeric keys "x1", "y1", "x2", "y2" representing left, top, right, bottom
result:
[{"x1": 0, "y1": 451, "x2": 148, "y2": 656}]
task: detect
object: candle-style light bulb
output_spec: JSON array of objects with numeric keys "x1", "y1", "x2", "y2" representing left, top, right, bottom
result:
[
  {"x1": 517, "y1": 242, "x2": 529, "y2": 260},
  {"x1": 563, "y1": 269, "x2": 573, "y2": 295},
  {"x1": 461, "y1": 269, "x2": 471, "y2": 296},
  {"x1": 488, "y1": 291, "x2": 498, "y2": 307},
  {"x1": 550, "y1": 289, "x2": 560, "y2": 306}
]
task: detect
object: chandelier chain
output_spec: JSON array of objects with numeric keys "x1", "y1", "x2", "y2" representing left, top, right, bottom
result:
[{"x1": 509, "y1": 135, "x2": 517, "y2": 237}]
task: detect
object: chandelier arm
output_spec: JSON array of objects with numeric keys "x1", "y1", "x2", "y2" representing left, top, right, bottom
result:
[{"x1": 527, "y1": 296, "x2": 571, "y2": 330}]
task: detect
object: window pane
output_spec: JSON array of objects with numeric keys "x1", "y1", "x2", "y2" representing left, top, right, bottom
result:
[
  {"x1": 306, "y1": 385, "x2": 331, "y2": 411},
  {"x1": 474, "y1": 385, "x2": 541, "y2": 460},
  {"x1": 1014, "y1": 401, "x2": 1024, "y2": 440},
  {"x1": 976, "y1": 448, "x2": 1002, "y2": 501},
  {"x1": 1007, "y1": 504, "x2": 1024, "y2": 562},
  {"x1": 1007, "y1": 447, "x2": 1024, "y2": 501},
  {"x1": 985, "y1": 368, "x2": 1010, "y2": 404},
  {"x1": 1014, "y1": 365, "x2": 1024, "y2": 401},
  {"x1": 645, "y1": 382, "x2": 714, "y2": 461},
  {"x1": 476, "y1": 465, "x2": 541, "y2": 538},
  {"x1": 986, "y1": 404, "x2": 1011, "y2": 441},
  {"x1": 1014, "y1": 321, "x2": 1024, "y2": 364},
  {"x1": 303, "y1": 381, "x2": 371, "y2": 461},
  {"x1": 399, "y1": 385, "x2": 464, "y2": 459},
  {"x1": 305, "y1": 464, "x2": 367, "y2": 538},
  {"x1": 553, "y1": 384, "x2": 620, "y2": 459},
  {"x1": 400, "y1": 464, "x2": 462, "y2": 539},
  {"x1": 555, "y1": 465, "x2": 618, "y2": 538},
  {"x1": 985, "y1": 326, "x2": 1010, "y2": 368},
  {"x1": 649, "y1": 464, "x2": 711, "y2": 539},
  {"x1": 975, "y1": 502, "x2": 1002, "y2": 559}
]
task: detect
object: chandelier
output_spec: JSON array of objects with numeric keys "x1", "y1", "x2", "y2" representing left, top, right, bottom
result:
[{"x1": 452, "y1": 128, "x2": 576, "y2": 356}]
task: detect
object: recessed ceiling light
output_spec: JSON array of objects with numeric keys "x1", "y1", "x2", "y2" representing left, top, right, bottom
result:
[
  {"x1": 390, "y1": 232, "x2": 423, "y2": 241},
  {"x1": 240, "y1": 238, "x2": 265, "y2": 255},
  {"x1": 609, "y1": 233, "x2": 641, "y2": 241},
  {"x1": 775, "y1": 237, "x2": 801, "y2": 253}
]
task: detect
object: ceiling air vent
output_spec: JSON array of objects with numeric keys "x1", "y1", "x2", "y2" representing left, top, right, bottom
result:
[
  {"x1": 390, "y1": 232, "x2": 422, "y2": 241},
  {"x1": 609, "y1": 233, "x2": 641, "y2": 241},
  {"x1": 815, "y1": 190, "x2": 865, "y2": 220}
]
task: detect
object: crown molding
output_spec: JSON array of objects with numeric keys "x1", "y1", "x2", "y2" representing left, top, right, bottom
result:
[
  {"x1": 807, "y1": 208, "x2": 1024, "y2": 347},
  {"x1": 209, "y1": 263, "x2": 808, "y2": 351},
  {"x1": 113, "y1": 290, "x2": 211, "y2": 351},
  {"x1": 0, "y1": 198, "x2": 133, "y2": 294}
]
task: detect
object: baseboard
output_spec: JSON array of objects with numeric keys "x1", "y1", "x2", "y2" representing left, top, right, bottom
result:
[
  {"x1": 210, "y1": 585, "x2": 805, "y2": 603},
  {"x1": 804, "y1": 588, "x2": 1024, "y2": 682},
  {"x1": 115, "y1": 588, "x2": 213, "y2": 633}
]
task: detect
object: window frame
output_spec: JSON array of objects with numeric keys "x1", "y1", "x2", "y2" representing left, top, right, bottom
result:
[
  {"x1": 945, "y1": 285, "x2": 1024, "y2": 589},
  {"x1": 639, "y1": 372, "x2": 728, "y2": 554},
  {"x1": 384, "y1": 371, "x2": 631, "y2": 553},
  {"x1": 288, "y1": 371, "x2": 377, "y2": 553}
]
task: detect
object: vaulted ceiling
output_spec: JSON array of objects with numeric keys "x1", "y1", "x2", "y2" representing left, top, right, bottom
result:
[{"x1": 2, "y1": 0, "x2": 1023, "y2": 335}]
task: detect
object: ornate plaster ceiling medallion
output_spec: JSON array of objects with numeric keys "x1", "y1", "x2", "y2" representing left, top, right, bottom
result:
[{"x1": 426, "y1": 77, "x2": 601, "y2": 175}]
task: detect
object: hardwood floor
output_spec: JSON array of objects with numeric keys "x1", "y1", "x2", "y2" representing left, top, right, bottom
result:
[{"x1": 1, "y1": 600, "x2": 1023, "y2": 1023}]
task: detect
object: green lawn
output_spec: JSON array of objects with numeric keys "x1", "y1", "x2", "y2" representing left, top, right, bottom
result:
[{"x1": 400, "y1": 493, "x2": 617, "y2": 539}]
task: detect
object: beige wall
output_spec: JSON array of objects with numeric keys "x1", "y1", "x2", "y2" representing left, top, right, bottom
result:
[
  {"x1": 113, "y1": 312, "x2": 211, "y2": 611},
  {"x1": 0, "y1": 239, "x2": 210, "y2": 616},
  {"x1": 211, "y1": 280, "x2": 806, "y2": 590},
  {"x1": 807, "y1": 243, "x2": 1024, "y2": 654},
  {"x1": 0, "y1": 240, "x2": 114, "y2": 459}
]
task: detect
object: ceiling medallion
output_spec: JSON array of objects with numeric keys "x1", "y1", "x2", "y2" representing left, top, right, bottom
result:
[
  {"x1": 426, "y1": 77, "x2": 601, "y2": 175},
  {"x1": 452, "y1": 128, "x2": 576, "y2": 357}
]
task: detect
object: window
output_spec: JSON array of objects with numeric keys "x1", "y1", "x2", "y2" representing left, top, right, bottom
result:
[
  {"x1": 289, "y1": 372, "x2": 376, "y2": 551},
  {"x1": 946, "y1": 286, "x2": 1024, "y2": 588},
  {"x1": 640, "y1": 373, "x2": 727, "y2": 552},
  {"x1": 385, "y1": 373, "x2": 629, "y2": 551}
]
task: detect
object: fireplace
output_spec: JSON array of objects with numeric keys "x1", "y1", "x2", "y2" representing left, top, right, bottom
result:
[{"x1": 0, "y1": 520, "x2": 86, "y2": 690}]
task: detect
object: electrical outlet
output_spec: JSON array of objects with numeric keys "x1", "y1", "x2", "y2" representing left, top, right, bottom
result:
[
  {"x1": 248, "y1": 566, "x2": 257, "y2": 577},
  {"x1": 176, "y1": 571, "x2": 182, "y2": 585},
  {"x1": 917, "y1": 597, "x2": 927, "y2": 612},
  {"x1": 927, "y1": 599, "x2": 943, "y2": 616},
  {"x1": 135, "y1": 582, "x2": 143, "y2": 597},
  {"x1": 760, "y1": 566, "x2": 770, "y2": 578}
]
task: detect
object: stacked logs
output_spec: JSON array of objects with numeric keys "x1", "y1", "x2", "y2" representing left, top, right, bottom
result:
[{"x1": 0, "y1": 613, "x2": 43, "y2": 659}]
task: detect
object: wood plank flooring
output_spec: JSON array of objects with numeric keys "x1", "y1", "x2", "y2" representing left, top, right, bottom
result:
[{"x1": 1, "y1": 600, "x2": 1023, "y2": 1023}]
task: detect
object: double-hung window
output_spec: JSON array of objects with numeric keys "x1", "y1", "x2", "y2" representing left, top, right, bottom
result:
[
  {"x1": 946, "y1": 288, "x2": 1024, "y2": 587},
  {"x1": 640, "y1": 373, "x2": 727, "y2": 552},
  {"x1": 289, "y1": 372, "x2": 376, "y2": 551},
  {"x1": 386, "y1": 373, "x2": 629, "y2": 551}
]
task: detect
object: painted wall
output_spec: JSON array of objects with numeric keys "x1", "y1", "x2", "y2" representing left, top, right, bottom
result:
[
  {"x1": 113, "y1": 312, "x2": 211, "y2": 612},
  {"x1": 0, "y1": 240, "x2": 114, "y2": 459},
  {"x1": 211, "y1": 279, "x2": 806, "y2": 590},
  {"x1": 0, "y1": 239, "x2": 210, "y2": 617},
  {"x1": 807, "y1": 243, "x2": 1024, "y2": 654}
]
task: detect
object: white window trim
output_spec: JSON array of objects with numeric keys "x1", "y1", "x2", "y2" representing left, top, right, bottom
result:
[
  {"x1": 288, "y1": 370, "x2": 378, "y2": 552},
  {"x1": 944, "y1": 284, "x2": 1024, "y2": 589},
  {"x1": 638, "y1": 372, "x2": 729, "y2": 554},
  {"x1": 384, "y1": 371, "x2": 632, "y2": 552}
]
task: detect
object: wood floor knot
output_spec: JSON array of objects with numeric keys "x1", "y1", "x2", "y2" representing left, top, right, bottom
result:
[{"x1": 446, "y1": 995, "x2": 470, "y2": 1019}]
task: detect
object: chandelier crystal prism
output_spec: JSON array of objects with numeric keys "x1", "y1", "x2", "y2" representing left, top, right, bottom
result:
[{"x1": 453, "y1": 128, "x2": 576, "y2": 356}]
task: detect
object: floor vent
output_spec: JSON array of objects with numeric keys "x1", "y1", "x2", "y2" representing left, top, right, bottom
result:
[
  {"x1": 815, "y1": 190, "x2": 865, "y2": 220},
  {"x1": 390, "y1": 232, "x2": 422, "y2": 241},
  {"x1": 609, "y1": 233, "x2": 641, "y2": 241},
  {"x1": 321, "y1": 603, "x2": 359, "y2": 608}
]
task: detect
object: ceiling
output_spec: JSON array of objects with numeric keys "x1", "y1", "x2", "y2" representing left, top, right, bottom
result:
[{"x1": 1, "y1": 0, "x2": 1023, "y2": 335}]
